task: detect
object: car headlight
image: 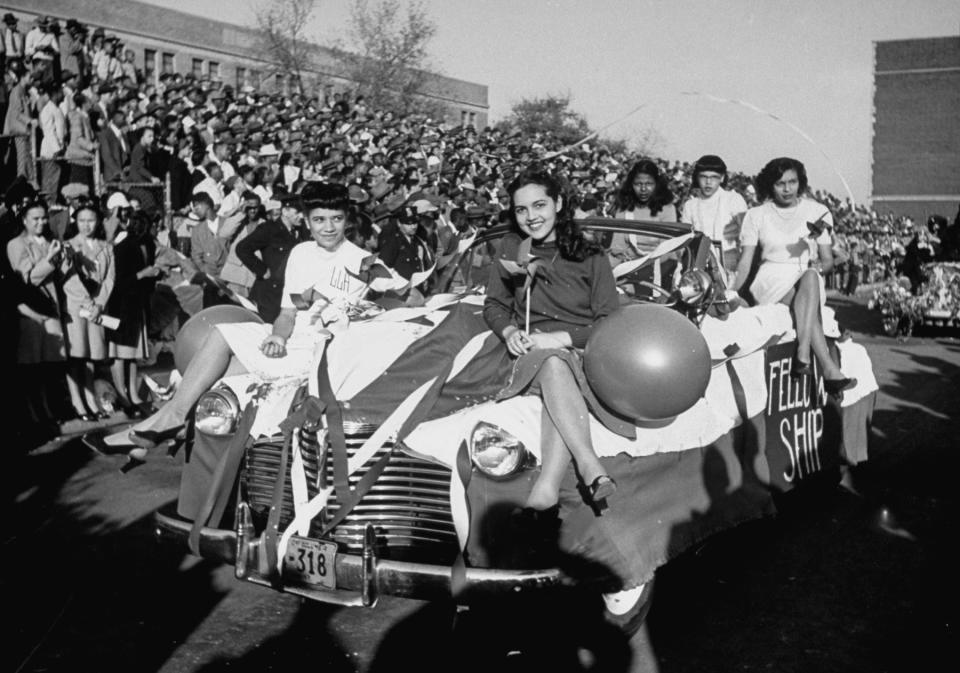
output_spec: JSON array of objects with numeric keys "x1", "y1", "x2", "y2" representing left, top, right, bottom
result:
[
  {"x1": 676, "y1": 269, "x2": 713, "y2": 306},
  {"x1": 195, "y1": 387, "x2": 241, "y2": 436},
  {"x1": 470, "y1": 421, "x2": 529, "y2": 479}
]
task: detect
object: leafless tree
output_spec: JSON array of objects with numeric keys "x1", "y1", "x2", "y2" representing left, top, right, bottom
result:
[
  {"x1": 336, "y1": 0, "x2": 439, "y2": 115},
  {"x1": 253, "y1": 0, "x2": 318, "y2": 94}
]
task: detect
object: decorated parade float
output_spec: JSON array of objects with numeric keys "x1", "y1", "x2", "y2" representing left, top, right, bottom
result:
[
  {"x1": 153, "y1": 218, "x2": 879, "y2": 631},
  {"x1": 870, "y1": 262, "x2": 960, "y2": 337}
]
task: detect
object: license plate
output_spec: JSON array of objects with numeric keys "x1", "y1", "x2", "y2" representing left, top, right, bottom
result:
[{"x1": 283, "y1": 536, "x2": 337, "y2": 590}]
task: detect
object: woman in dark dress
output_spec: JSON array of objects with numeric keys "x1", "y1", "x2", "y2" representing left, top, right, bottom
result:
[
  {"x1": 127, "y1": 127, "x2": 162, "y2": 216},
  {"x1": 483, "y1": 168, "x2": 626, "y2": 521},
  {"x1": 106, "y1": 210, "x2": 162, "y2": 416}
]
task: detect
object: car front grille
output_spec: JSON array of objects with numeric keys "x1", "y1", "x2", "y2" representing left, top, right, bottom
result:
[{"x1": 243, "y1": 424, "x2": 458, "y2": 563}]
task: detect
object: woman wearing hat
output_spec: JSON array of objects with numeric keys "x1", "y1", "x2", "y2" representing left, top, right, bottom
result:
[
  {"x1": 106, "y1": 208, "x2": 161, "y2": 418},
  {"x1": 732, "y1": 157, "x2": 854, "y2": 398}
]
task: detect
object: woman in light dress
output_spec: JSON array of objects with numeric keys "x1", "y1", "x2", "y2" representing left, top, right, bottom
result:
[{"x1": 732, "y1": 157, "x2": 854, "y2": 397}]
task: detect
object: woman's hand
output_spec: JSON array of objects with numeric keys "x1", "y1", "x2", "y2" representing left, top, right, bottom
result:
[
  {"x1": 527, "y1": 332, "x2": 571, "y2": 351},
  {"x1": 503, "y1": 326, "x2": 534, "y2": 356},
  {"x1": 87, "y1": 303, "x2": 102, "y2": 321},
  {"x1": 137, "y1": 265, "x2": 161, "y2": 279},
  {"x1": 46, "y1": 239, "x2": 62, "y2": 263},
  {"x1": 260, "y1": 334, "x2": 287, "y2": 358}
]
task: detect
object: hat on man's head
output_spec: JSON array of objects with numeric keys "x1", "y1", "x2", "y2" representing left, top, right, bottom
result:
[
  {"x1": 61, "y1": 183, "x2": 90, "y2": 200},
  {"x1": 3, "y1": 176, "x2": 36, "y2": 209},
  {"x1": 348, "y1": 184, "x2": 370, "y2": 205},
  {"x1": 692, "y1": 154, "x2": 727, "y2": 177},
  {"x1": 466, "y1": 206, "x2": 487, "y2": 220},
  {"x1": 258, "y1": 143, "x2": 280, "y2": 157},
  {"x1": 410, "y1": 198, "x2": 437, "y2": 215},
  {"x1": 3, "y1": 13, "x2": 18, "y2": 25},
  {"x1": 106, "y1": 192, "x2": 131, "y2": 210}
]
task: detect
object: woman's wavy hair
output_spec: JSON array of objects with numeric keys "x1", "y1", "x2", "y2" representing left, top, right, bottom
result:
[
  {"x1": 506, "y1": 166, "x2": 602, "y2": 262},
  {"x1": 754, "y1": 157, "x2": 808, "y2": 203},
  {"x1": 300, "y1": 182, "x2": 352, "y2": 215},
  {"x1": 615, "y1": 159, "x2": 674, "y2": 216}
]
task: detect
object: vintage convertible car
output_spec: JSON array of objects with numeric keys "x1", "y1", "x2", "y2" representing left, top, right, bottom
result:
[{"x1": 154, "y1": 218, "x2": 879, "y2": 622}]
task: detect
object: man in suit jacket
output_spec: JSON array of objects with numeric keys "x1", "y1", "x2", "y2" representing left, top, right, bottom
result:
[
  {"x1": 98, "y1": 108, "x2": 128, "y2": 183},
  {"x1": 66, "y1": 92, "x2": 97, "y2": 161}
]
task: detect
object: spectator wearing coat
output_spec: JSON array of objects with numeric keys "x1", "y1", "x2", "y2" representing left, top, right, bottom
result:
[
  {"x1": 98, "y1": 107, "x2": 129, "y2": 183},
  {"x1": 236, "y1": 195, "x2": 305, "y2": 322}
]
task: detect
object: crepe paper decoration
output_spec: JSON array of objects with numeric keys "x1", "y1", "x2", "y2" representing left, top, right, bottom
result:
[
  {"x1": 807, "y1": 213, "x2": 828, "y2": 238},
  {"x1": 613, "y1": 233, "x2": 695, "y2": 279},
  {"x1": 498, "y1": 237, "x2": 550, "y2": 333}
]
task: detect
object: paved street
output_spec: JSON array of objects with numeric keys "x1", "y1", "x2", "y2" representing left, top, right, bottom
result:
[{"x1": 6, "y1": 292, "x2": 957, "y2": 673}]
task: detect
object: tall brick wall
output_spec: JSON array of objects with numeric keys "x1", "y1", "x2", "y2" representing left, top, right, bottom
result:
[
  {"x1": 872, "y1": 36, "x2": 960, "y2": 222},
  {"x1": 0, "y1": 0, "x2": 489, "y2": 127}
]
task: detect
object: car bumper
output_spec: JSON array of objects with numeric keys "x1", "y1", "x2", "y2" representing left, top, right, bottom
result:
[{"x1": 154, "y1": 503, "x2": 566, "y2": 607}]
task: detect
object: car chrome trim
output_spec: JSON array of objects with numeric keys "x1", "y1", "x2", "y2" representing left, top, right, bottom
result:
[{"x1": 154, "y1": 506, "x2": 565, "y2": 604}]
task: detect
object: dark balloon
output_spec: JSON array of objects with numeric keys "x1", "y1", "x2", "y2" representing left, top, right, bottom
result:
[
  {"x1": 584, "y1": 304, "x2": 711, "y2": 421},
  {"x1": 174, "y1": 305, "x2": 262, "y2": 374}
]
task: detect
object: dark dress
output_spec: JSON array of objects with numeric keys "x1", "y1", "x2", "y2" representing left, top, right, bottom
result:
[
  {"x1": 106, "y1": 233, "x2": 156, "y2": 357},
  {"x1": 483, "y1": 232, "x2": 633, "y2": 437},
  {"x1": 127, "y1": 142, "x2": 160, "y2": 215}
]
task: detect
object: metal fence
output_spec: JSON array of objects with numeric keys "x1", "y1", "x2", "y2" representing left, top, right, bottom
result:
[{"x1": 0, "y1": 133, "x2": 171, "y2": 226}]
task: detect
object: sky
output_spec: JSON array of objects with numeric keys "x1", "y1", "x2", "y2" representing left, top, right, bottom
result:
[{"x1": 139, "y1": 0, "x2": 960, "y2": 205}]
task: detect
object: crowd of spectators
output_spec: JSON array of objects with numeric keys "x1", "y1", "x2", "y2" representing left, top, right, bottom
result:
[{"x1": 2, "y1": 12, "x2": 959, "y2": 437}]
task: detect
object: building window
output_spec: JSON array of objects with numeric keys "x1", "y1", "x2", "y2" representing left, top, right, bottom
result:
[
  {"x1": 192, "y1": 58, "x2": 203, "y2": 78},
  {"x1": 144, "y1": 49, "x2": 156, "y2": 83},
  {"x1": 250, "y1": 69, "x2": 261, "y2": 90},
  {"x1": 469, "y1": 112, "x2": 476, "y2": 128},
  {"x1": 236, "y1": 66, "x2": 247, "y2": 89},
  {"x1": 461, "y1": 110, "x2": 468, "y2": 126},
  {"x1": 162, "y1": 52, "x2": 174, "y2": 74},
  {"x1": 208, "y1": 61, "x2": 220, "y2": 81}
]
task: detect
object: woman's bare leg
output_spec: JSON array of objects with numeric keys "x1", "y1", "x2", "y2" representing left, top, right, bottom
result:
[
  {"x1": 534, "y1": 356, "x2": 610, "y2": 500},
  {"x1": 792, "y1": 270, "x2": 844, "y2": 379},
  {"x1": 82, "y1": 362, "x2": 99, "y2": 412},
  {"x1": 525, "y1": 406, "x2": 573, "y2": 510},
  {"x1": 110, "y1": 359, "x2": 131, "y2": 407},
  {"x1": 130, "y1": 328, "x2": 246, "y2": 432},
  {"x1": 128, "y1": 361, "x2": 143, "y2": 405},
  {"x1": 66, "y1": 360, "x2": 89, "y2": 415}
]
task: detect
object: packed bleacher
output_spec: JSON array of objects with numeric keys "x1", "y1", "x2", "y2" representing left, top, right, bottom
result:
[{"x1": 2, "y1": 12, "x2": 959, "y2": 435}]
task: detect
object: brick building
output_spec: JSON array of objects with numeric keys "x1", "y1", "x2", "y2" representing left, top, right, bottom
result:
[
  {"x1": 1, "y1": 0, "x2": 489, "y2": 128},
  {"x1": 871, "y1": 35, "x2": 960, "y2": 224}
]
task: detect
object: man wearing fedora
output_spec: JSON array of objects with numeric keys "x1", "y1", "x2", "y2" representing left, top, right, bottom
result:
[
  {"x1": 2, "y1": 12, "x2": 26, "y2": 73},
  {"x1": 2, "y1": 61, "x2": 34, "y2": 183}
]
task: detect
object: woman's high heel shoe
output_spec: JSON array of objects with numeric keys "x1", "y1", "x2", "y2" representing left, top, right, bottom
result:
[
  {"x1": 587, "y1": 475, "x2": 618, "y2": 514},
  {"x1": 824, "y1": 377, "x2": 857, "y2": 398},
  {"x1": 130, "y1": 424, "x2": 186, "y2": 449},
  {"x1": 790, "y1": 359, "x2": 813, "y2": 379}
]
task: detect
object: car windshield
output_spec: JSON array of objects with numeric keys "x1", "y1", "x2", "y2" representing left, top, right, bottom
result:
[{"x1": 443, "y1": 217, "x2": 697, "y2": 301}]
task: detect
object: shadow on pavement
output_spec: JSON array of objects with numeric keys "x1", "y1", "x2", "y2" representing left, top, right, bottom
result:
[{"x1": 6, "y1": 437, "x2": 234, "y2": 673}]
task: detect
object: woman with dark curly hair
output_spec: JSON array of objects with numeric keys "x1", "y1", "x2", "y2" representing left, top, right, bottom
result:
[
  {"x1": 484, "y1": 168, "x2": 632, "y2": 526},
  {"x1": 104, "y1": 183, "x2": 403, "y2": 450},
  {"x1": 610, "y1": 159, "x2": 678, "y2": 262},
  {"x1": 732, "y1": 157, "x2": 854, "y2": 397}
]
